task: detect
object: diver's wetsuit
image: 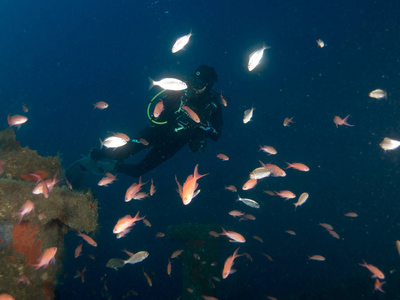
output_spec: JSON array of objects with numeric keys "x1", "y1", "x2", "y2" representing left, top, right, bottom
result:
[{"x1": 94, "y1": 88, "x2": 222, "y2": 178}]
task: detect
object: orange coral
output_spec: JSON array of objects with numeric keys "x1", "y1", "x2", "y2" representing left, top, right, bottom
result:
[{"x1": 11, "y1": 222, "x2": 42, "y2": 265}]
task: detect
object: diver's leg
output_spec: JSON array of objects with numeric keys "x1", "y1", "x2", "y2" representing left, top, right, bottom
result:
[{"x1": 117, "y1": 139, "x2": 187, "y2": 177}]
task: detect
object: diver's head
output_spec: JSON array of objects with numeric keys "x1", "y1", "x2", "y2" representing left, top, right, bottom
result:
[{"x1": 188, "y1": 65, "x2": 218, "y2": 94}]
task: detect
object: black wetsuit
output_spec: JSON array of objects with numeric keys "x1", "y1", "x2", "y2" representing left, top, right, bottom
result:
[{"x1": 95, "y1": 88, "x2": 222, "y2": 177}]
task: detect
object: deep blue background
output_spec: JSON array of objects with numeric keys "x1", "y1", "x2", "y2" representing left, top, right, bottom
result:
[{"x1": 1, "y1": 0, "x2": 400, "y2": 299}]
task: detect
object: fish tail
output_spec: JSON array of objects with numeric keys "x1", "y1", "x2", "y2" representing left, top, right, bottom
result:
[{"x1": 148, "y1": 77, "x2": 154, "y2": 90}]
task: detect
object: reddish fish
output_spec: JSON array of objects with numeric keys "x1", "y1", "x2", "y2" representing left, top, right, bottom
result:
[
  {"x1": 359, "y1": 260, "x2": 385, "y2": 279},
  {"x1": 34, "y1": 247, "x2": 57, "y2": 270},
  {"x1": 220, "y1": 227, "x2": 246, "y2": 243},
  {"x1": 74, "y1": 244, "x2": 83, "y2": 258},
  {"x1": 222, "y1": 247, "x2": 242, "y2": 279},
  {"x1": 275, "y1": 190, "x2": 296, "y2": 200},
  {"x1": 7, "y1": 114, "x2": 28, "y2": 129},
  {"x1": 153, "y1": 100, "x2": 164, "y2": 118},
  {"x1": 374, "y1": 279, "x2": 386, "y2": 293},
  {"x1": 334, "y1": 115, "x2": 354, "y2": 128},
  {"x1": 283, "y1": 117, "x2": 294, "y2": 127},
  {"x1": 258, "y1": 145, "x2": 277, "y2": 155},
  {"x1": 77, "y1": 231, "x2": 97, "y2": 247},
  {"x1": 285, "y1": 162, "x2": 310, "y2": 172},
  {"x1": 98, "y1": 173, "x2": 117, "y2": 187},
  {"x1": 242, "y1": 178, "x2": 257, "y2": 190},
  {"x1": 15, "y1": 200, "x2": 34, "y2": 224},
  {"x1": 125, "y1": 177, "x2": 147, "y2": 202},
  {"x1": 182, "y1": 105, "x2": 200, "y2": 123},
  {"x1": 175, "y1": 164, "x2": 209, "y2": 205},
  {"x1": 93, "y1": 101, "x2": 109, "y2": 109},
  {"x1": 113, "y1": 211, "x2": 145, "y2": 234}
]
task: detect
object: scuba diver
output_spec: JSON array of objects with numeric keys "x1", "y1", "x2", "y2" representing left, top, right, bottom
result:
[{"x1": 66, "y1": 65, "x2": 223, "y2": 188}]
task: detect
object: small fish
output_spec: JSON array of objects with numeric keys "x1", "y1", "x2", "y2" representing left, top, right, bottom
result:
[
  {"x1": 222, "y1": 247, "x2": 242, "y2": 279},
  {"x1": 7, "y1": 114, "x2": 28, "y2": 129},
  {"x1": 167, "y1": 259, "x2": 172, "y2": 276},
  {"x1": 260, "y1": 162, "x2": 286, "y2": 176},
  {"x1": 237, "y1": 195, "x2": 260, "y2": 208},
  {"x1": 98, "y1": 173, "x2": 117, "y2": 186},
  {"x1": 239, "y1": 214, "x2": 256, "y2": 221},
  {"x1": 229, "y1": 210, "x2": 245, "y2": 217},
  {"x1": 113, "y1": 211, "x2": 145, "y2": 234},
  {"x1": 150, "y1": 179, "x2": 156, "y2": 196},
  {"x1": 125, "y1": 177, "x2": 147, "y2": 202},
  {"x1": 327, "y1": 229, "x2": 340, "y2": 239},
  {"x1": 77, "y1": 231, "x2": 97, "y2": 247},
  {"x1": 171, "y1": 249, "x2": 184, "y2": 259},
  {"x1": 143, "y1": 270, "x2": 152, "y2": 287},
  {"x1": 150, "y1": 78, "x2": 188, "y2": 91},
  {"x1": 253, "y1": 236, "x2": 263, "y2": 243},
  {"x1": 374, "y1": 279, "x2": 386, "y2": 293},
  {"x1": 316, "y1": 39, "x2": 325, "y2": 48},
  {"x1": 333, "y1": 115, "x2": 354, "y2": 128},
  {"x1": 156, "y1": 232, "x2": 165, "y2": 238},
  {"x1": 153, "y1": 100, "x2": 164, "y2": 118},
  {"x1": 283, "y1": 117, "x2": 294, "y2": 127},
  {"x1": 172, "y1": 32, "x2": 192, "y2": 53},
  {"x1": 396, "y1": 240, "x2": 400, "y2": 256},
  {"x1": 220, "y1": 227, "x2": 246, "y2": 243},
  {"x1": 359, "y1": 260, "x2": 385, "y2": 279},
  {"x1": 182, "y1": 105, "x2": 200, "y2": 123},
  {"x1": 344, "y1": 212, "x2": 358, "y2": 217},
  {"x1": 132, "y1": 192, "x2": 149, "y2": 200},
  {"x1": 275, "y1": 190, "x2": 296, "y2": 200},
  {"x1": 248, "y1": 45, "x2": 270, "y2": 71},
  {"x1": 380, "y1": 137, "x2": 400, "y2": 151},
  {"x1": 369, "y1": 89, "x2": 387, "y2": 100},
  {"x1": 99, "y1": 136, "x2": 127, "y2": 149},
  {"x1": 294, "y1": 192, "x2": 309, "y2": 210},
  {"x1": 34, "y1": 247, "x2": 57, "y2": 270},
  {"x1": 220, "y1": 92, "x2": 227, "y2": 106},
  {"x1": 93, "y1": 101, "x2": 109, "y2": 109},
  {"x1": 263, "y1": 190, "x2": 275, "y2": 196},
  {"x1": 139, "y1": 138, "x2": 149, "y2": 146},
  {"x1": 319, "y1": 223, "x2": 333, "y2": 230},
  {"x1": 258, "y1": 145, "x2": 277, "y2": 155},
  {"x1": 249, "y1": 167, "x2": 271, "y2": 180},
  {"x1": 202, "y1": 296, "x2": 218, "y2": 300},
  {"x1": 242, "y1": 178, "x2": 257, "y2": 190},
  {"x1": 15, "y1": 200, "x2": 34, "y2": 224},
  {"x1": 308, "y1": 255, "x2": 325, "y2": 261},
  {"x1": 22, "y1": 104, "x2": 29, "y2": 112},
  {"x1": 263, "y1": 253, "x2": 274, "y2": 261},
  {"x1": 243, "y1": 107, "x2": 254, "y2": 124},
  {"x1": 76, "y1": 266, "x2": 86, "y2": 283},
  {"x1": 224, "y1": 185, "x2": 237, "y2": 192},
  {"x1": 216, "y1": 153, "x2": 229, "y2": 161},
  {"x1": 209, "y1": 231, "x2": 220, "y2": 238},
  {"x1": 286, "y1": 230, "x2": 296, "y2": 236},
  {"x1": 175, "y1": 164, "x2": 208, "y2": 205},
  {"x1": 123, "y1": 251, "x2": 149, "y2": 265},
  {"x1": 285, "y1": 162, "x2": 310, "y2": 172},
  {"x1": 143, "y1": 219, "x2": 152, "y2": 227},
  {"x1": 74, "y1": 244, "x2": 83, "y2": 258}
]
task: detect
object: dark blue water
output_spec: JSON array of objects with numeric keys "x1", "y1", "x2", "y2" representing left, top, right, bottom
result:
[{"x1": 1, "y1": 0, "x2": 400, "y2": 299}]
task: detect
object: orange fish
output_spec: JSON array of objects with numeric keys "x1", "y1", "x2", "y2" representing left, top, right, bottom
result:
[
  {"x1": 155, "y1": 232, "x2": 165, "y2": 238},
  {"x1": 239, "y1": 214, "x2": 256, "y2": 221},
  {"x1": 7, "y1": 114, "x2": 28, "y2": 129},
  {"x1": 286, "y1": 230, "x2": 296, "y2": 236},
  {"x1": 319, "y1": 223, "x2": 333, "y2": 230},
  {"x1": 344, "y1": 212, "x2": 358, "y2": 217},
  {"x1": 285, "y1": 162, "x2": 310, "y2": 172},
  {"x1": 113, "y1": 211, "x2": 145, "y2": 234},
  {"x1": 216, "y1": 153, "x2": 229, "y2": 161},
  {"x1": 220, "y1": 92, "x2": 227, "y2": 107},
  {"x1": 263, "y1": 253, "x2": 274, "y2": 261},
  {"x1": 153, "y1": 100, "x2": 164, "y2": 118},
  {"x1": 167, "y1": 259, "x2": 172, "y2": 276},
  {"x1": 260, "y1": 162, "x2": 286, "y2": 177},
  {"x1": 143, "y1": 270, "x2": 152, "y2": 286},
  {"x1": 222, "y1": 247, "x2": 242, "y2": 279},
  {"x1": 224, "y1": 185, "x2": 237, "y2": 192},
  {"x1": 77, "y1": 231, "x2": 97, "y2": 247},
  {"x1": 133, "y1": 192, "x2": 149, "y2": 200},
  {"x1": 253, "y1": 236, "x2": 263, "y2": 243},
  {"x1": 22, "y1": 104, "x2": 29, "y2": 113},
  {"x1": 359, "y1": 260, "x2": 385, "y2": 279},
  {"x1": 327, "y1": 229, "x2": 340, "y2": 239},
  {"x1": 20, "y1": 171, "x2": 48, "y2": 183},
  {"x1": 175, "y1": 164, "x2": 208, "y2": 205},
  {"x1": 98, "y1": 173, "x2": 117, "y2": 187},
  {"x1": 171, "y1": 249, "x2": 184, "y2": 259},
  {"x1": 93, "y1": 101, "x2": 109, "y2": 109},
  {"x1": 182, "y1": 105, "x2": 200, "y2": 123},
  {"x1": 143, "y1": 219, "x2": 152, "y2": 227},
  {"x1": 308, "y1": 255, "x2": 325, "y2": 261},
  {"x1": 242, "y1": 178, "x2": 257, "y2": 190},
  {"x1": 283, "y1": 117, "x2": 294, "y2": 127},
  {"x1": 74, "y1": 244, "x2": 83, "y2": 258},
  {"x1": 140, "y1": 138, "x2": 149, "y2": 146},
  {"x1": 34, "y1": 247, "x2": 57, "y2": 270},
  {"x1": 220, "y1": 227, "x2": 245, "y2": 243},
  {"x1": 150, "y1": 179, "x2": 156, "y2": 196},
  {"x1": 258, "y1": 145, "x2": 277, "y2": 155},
  {"x1": 0, "y1": 293, "x2": 15, "y2": 300},
  {"x1": 209, "y1": 231, "x2": 220, "y2": 238},
  {"x1": 125, "y1": 177, "x2": 147, "y2": 202},
  {"x1": 374, "y1": 279, "x2": 386, "y2": 293},
  {"x1": 15, "y1": 200, "x2": 34, "y2": 224},
  {"x1": 202, "y1": 296, "x2": 218, "y2": 300},
  {"x1": 76, "y1": 266, "x2": 86, "y2": 283},
  {"x1": 229, "y1": 210, "x2": 245, "y2": 217},
  {"x1": 275, "y1": 190, "x2": 296, "y2": 200},
  {"x1": 333, "y1": 115, "x2": 354, "y2": 128}
]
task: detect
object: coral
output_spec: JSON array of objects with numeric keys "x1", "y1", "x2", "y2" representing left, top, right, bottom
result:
[{"x1": 11, "y1": 222, "x2": 42, "y2": 265}]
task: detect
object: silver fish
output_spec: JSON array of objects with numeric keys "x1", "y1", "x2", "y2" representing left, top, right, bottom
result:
[
  {"x1": 100, "y1": 136, "x2": 127, "y2": 149},
  {"x1": 250, "y1": 167, "x2": 272, "y2": 179},
  {"x1": 237, "y1": 195, "x2": 260, "y2": 208},
  {"x1": 380, "y1": 137, "x2": 400, "y2": 151},
  {"x1": 124, "y1": 251, "x2": 149, "y2": 265},
  {"x1": 369, "y1": 89, "x2": 387, "y2": 100},
  {"x1": 248, "y1": 45, "x2": 270, "y2": 71},
  {"x1": 151, "y1": 78, "x2": 187, "y2": 91},
  {"x1": 243, "y1": 107, "x2": 255, "y2": 124},
  {"x1": 172, "y1": 32, "x2": 192, "y2": 53}
]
